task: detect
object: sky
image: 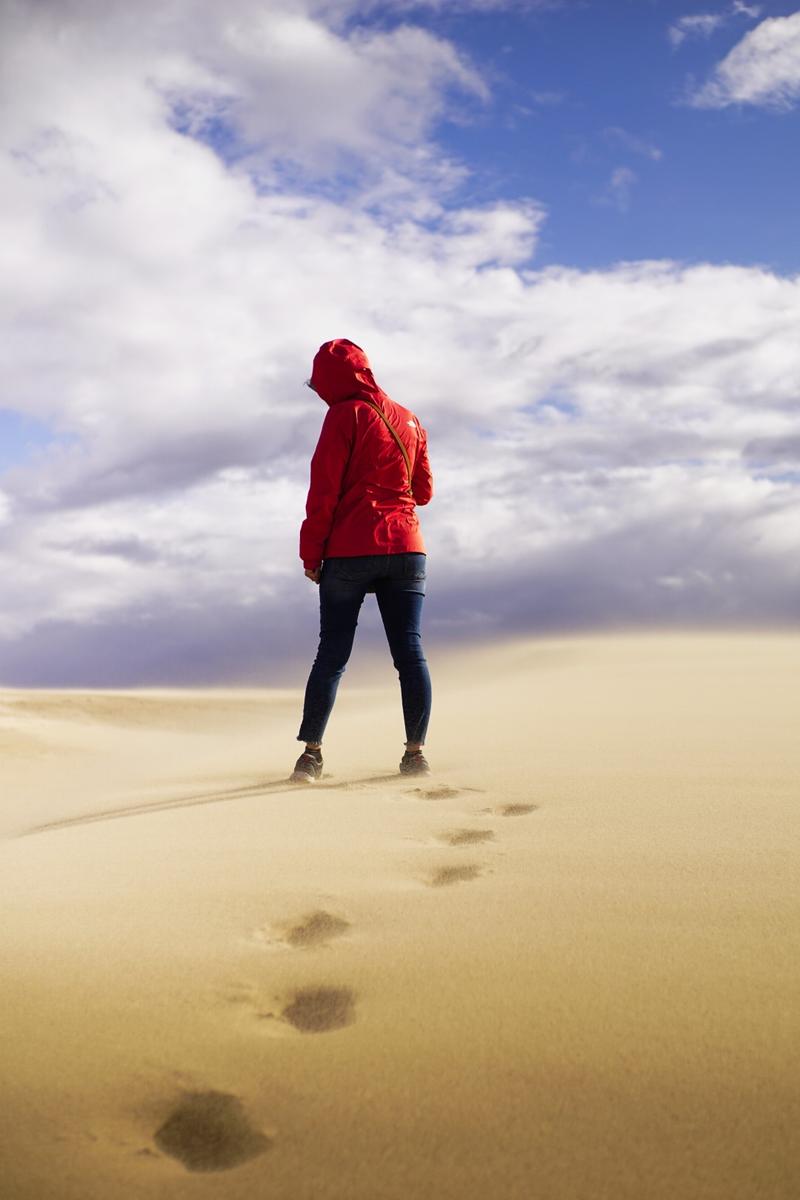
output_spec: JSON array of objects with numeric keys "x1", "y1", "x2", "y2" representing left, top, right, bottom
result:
[{"x1": 0, "y1": 0, "x2": 798, "y2": 685}]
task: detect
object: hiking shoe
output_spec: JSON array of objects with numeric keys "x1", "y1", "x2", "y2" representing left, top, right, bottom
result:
[
  {"x1": 399, "y1": 750, "x2": 430, "y2": 776},
  {"x1": 290, "y1": 750, "x2": 323, "y2": 783}
]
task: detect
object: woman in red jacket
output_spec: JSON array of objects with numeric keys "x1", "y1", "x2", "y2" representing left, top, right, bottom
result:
[{"x1": 291, "y1": 339, "x2": 434, "y2": 783}]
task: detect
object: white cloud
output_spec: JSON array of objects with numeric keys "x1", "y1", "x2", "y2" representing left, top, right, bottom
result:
[
  {"x1": 690, "y1": 11, "x2": 800, "y2": 108},
  {"x1": 0, "y1": 0, "x2": 487, "y2": 198},
  {"x1": 603, "y1": 127, "x2": 663, "y2": 161},
  {"x1": 732, "y1": 2, "x2": 762, "y2": 18},
  {"x1": 1, "y1": 0, "x2": 798, "y2": 682},
  {"x1": 528, "y1": 90, "x2": 567, "y2": 106},
  {"x1": 669, "y1": 3, "x2": 762, "y2": 48},
  {"x1": 204, "y1": 15, "x2": 487, "y2": 174},
  {"x1": 316, "y1": 0, "x2": 554, "y2": 13},
  {"x1": 594, "y1": 165, "x2": 637, "y2": 212},
  {"x1": 669, "y1": 13, "x2": 726, "y2": 48}
]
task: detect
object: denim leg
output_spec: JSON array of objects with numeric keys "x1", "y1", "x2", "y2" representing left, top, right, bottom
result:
[
  {"x1": 375, "y1": 570, "x2": 432, "y2": 745},
  {"x1": 298, "y1": 568, "x2": 366, "y2": 743}
]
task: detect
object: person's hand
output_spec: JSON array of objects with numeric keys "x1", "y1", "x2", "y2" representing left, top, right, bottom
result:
[{"x1": 304, "y1": 568, "x2": 321, "y2": 585}]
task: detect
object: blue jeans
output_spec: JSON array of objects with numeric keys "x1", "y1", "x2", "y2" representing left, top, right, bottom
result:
[{"x1": 298, "y1": 553, "x2": 432, "y2": 746}]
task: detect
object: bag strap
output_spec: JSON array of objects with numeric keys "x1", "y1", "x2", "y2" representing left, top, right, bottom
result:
[{"x1": 359, "y1": 399, "x2": 415, "y2": 495}]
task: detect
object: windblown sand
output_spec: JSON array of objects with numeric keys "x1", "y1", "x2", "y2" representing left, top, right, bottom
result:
[{"x1": 1, "y1": 632, "x2": 798, "y2": 1199}]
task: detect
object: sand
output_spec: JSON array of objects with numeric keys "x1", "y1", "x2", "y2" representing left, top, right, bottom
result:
[{"x1": 1, "y1": 631, "x2": 798, "y2": 1199}]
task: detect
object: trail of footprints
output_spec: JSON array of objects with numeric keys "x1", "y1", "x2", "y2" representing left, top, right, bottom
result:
[{"x1": 152, "y1": 783, "x2": 539, "y2": 1172}]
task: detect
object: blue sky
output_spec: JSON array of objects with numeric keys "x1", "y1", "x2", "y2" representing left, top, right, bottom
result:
[
  {"x1": 368, "y1": 1, "x2": 800, "y2": 272},
  {"x1": 0, "y1": 411, "x2": 57, "y2": 471},
  {"x1": 0, "y1": 0, "x2": 799, "y2": 684}
]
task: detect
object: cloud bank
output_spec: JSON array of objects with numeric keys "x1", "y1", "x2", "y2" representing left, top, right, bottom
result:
[{"x1": 1, "y1": 0, "x2": 798, "y2": 684}]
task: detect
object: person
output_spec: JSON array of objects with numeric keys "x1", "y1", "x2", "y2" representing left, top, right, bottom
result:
[{"x1": 291, "y1": 338, "x2": 434, "y2": 783}]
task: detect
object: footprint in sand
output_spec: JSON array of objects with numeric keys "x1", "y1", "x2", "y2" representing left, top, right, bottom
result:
[
  {"x1": 437, "y1": 829, "x2": 495, "y2": 846},
  {"x1": 154, "y1": 1091, "x2": 271, "y2": 1172},
  {"x1": 409, "y1": 785, "x2": 465, "y2": 800},
  {"x1": 271, "y1": 985, "x2": 357, "y2": 1033},
  {"x1": 282, "y1": 910, "x2": 351, "y2": 949},
  {"x1": 480, "y1": 803, "x2": 538, "y2": 817},
  {"x1": 249, "y1": 909, "x2": 351, "y2": 953},
  {"x1": 428, "y1": 864, "x2": 482, "y2": 887}
]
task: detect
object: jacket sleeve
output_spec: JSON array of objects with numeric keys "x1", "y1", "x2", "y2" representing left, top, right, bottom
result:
[
  {"x1": 299, "y1": 406, "x2": 354, "y2": 570},
  {"x1": 411, "y1": 426, "x2": 433, "y2": 506}
]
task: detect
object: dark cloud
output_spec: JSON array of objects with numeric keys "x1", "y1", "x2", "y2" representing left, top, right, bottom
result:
[
  {"x1": 0, "y1": 597, "x2": 311, "y2": 688},
  {"x1": 743, "y1": 436, "x2": 800, "y2": 467},
  {"x1": 45, "y1": 536, "x2": 165, "y2": 564},
  {"x1": 2, "y1": 507, "x2": 797, "y2": 687},
  {"x1": 4, "y1": 419, "x2": 311, "y2": 512}
]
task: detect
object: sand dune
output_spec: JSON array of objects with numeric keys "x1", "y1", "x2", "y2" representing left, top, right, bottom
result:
[{"x1": 1, "y1": 632, "x2": 798, "y2": 1199}]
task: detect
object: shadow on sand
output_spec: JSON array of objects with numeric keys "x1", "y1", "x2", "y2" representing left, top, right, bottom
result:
[{"x1": 21, "y1": 773, "x2": 407, "y2": 838}]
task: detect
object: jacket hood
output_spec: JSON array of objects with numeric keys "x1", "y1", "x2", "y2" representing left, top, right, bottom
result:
[{"x1": 309, "y1": 339, "x2": 382, "y2": 407}]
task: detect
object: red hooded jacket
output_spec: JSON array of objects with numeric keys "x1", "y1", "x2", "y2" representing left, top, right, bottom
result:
[{"x1": 299, "y1": 340, "x2": 433, "y2": 571}]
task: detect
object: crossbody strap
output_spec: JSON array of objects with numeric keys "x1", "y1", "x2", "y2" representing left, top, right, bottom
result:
[{"x1": 360, "y1": 399, "x2": 415, "y2": 495}]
